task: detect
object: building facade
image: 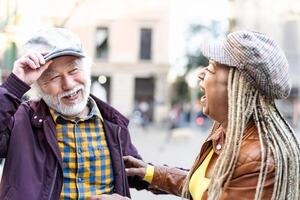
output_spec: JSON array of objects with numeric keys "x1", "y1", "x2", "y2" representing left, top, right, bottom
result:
[{"x1": 0, "y1": 0, "x2": 171, "y2": 123}]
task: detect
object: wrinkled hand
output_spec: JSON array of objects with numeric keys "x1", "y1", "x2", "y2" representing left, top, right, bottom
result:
[
  {"x1": 89, "y1": 193, "x2": 130, "y2": 200},
  {"x1": 123, "y1": 156, "x2": 147, "y2": 178},
  {"x1": 12, "y1": 51, "x2": 53, "y2": 85}
]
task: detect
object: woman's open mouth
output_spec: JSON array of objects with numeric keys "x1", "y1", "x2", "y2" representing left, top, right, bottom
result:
[
  {"x1": 200, "y1": 86, "x2": 206, "y2": 103},
  {"x1": 201, "y1": 95, "x2": 206, "y2": 103}
]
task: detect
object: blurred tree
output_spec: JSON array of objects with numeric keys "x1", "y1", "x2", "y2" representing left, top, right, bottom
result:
[
  {"x1": 0, "y1": 0, "x2": 19, "y2": 81},
  {"x1": 171, "y1": 76, "x2": 190, "y2": 106},
  {"x1": 185, "y1": 21, "x2": 227, "y2": 71},
  {"x1": 185, "y1": 24, "x2": 209, "y2": 71},
  {"x1": 3, "y1": 41, "x2": 17, "y2": 72},
  {"x1": 0, "y1": 0, "x2": 18, "y2": 31},
  {"x1": 170, "y1": 21, "x2": 227, "y2": 110},
  {"x1": 185, "y1": 53, "x2": 208, "y2": 71}
]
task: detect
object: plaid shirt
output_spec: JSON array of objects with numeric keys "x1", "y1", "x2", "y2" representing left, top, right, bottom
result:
[{"x1": 50, "y1": 98, "x2": 114, "y2": 199}]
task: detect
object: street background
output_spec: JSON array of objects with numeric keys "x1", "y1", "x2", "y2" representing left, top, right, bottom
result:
[{"x1": 1, "y1": 0, "x2": 300, "y2": 199}]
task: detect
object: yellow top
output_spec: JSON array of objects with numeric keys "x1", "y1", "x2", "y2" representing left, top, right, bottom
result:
[{"x1": 189, "y1": 149, "x2": 214, "y2": 200}]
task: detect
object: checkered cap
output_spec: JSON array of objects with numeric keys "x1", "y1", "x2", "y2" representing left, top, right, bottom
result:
[
  {"x1": 200, "y1": 30, "x2": 291, "y2": 99},
  {"x1": 23, "y1": 27, "x2": 85, "y2": 61}
]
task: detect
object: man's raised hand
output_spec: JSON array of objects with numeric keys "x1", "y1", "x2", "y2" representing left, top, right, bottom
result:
[{"x1": 12, "y1": 52, "x2": 53, "y2": 85}]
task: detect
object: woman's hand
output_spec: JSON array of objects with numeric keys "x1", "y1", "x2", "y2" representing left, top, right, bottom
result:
[
  {"x1": 89, "y1": 193, "x2": 130, "y2": 200},
  {"x1": 123, "y1": 156, "x2": 147, "y2": 178}
]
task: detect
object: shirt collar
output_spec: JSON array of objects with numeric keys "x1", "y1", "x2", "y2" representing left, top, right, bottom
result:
[
  {"x1": 49, "y1": 97, "x2": 103, "y2": 123},
  {"x1": 87, "y1": 97, "x2": 103, "y2": 121}
]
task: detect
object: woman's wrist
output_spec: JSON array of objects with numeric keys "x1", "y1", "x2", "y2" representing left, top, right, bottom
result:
[{"x1": 143, "y1": 164, "x2": 154, "y2": 183}]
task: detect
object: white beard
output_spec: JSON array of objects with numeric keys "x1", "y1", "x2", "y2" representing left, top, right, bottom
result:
[{"x1": 35, "y1": 79, "x2": 91, "y2": 117}]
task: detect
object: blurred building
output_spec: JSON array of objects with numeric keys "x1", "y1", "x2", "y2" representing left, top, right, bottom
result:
[
  {"x1": 233, "y1": 0, "x2": 300, "y2": 126},
  {"x1": 0, "y1": 0, "x2": 19, "y2": 83},
  {"x1": 0, "y1": 0, "x2": 171, "y2": 123}
]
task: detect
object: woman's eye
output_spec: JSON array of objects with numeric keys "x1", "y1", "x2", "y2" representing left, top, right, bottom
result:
[
  {"x1": 198, "y1": 72, "x2": 205, "y2": 80},
  {"x1": 206, "y1": 65, "x2": 215, "y2": 73}
]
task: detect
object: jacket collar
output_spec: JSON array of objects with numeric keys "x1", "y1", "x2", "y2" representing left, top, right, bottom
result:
[
  {"x1": 30, "y1": 94, "x2": 129, "y2": 128},
  {"x1": 209, "y1": 126, "x2": 225, "y2": 155},
  {"x1": 205, "y1": 121, "x2": 256, "y2": 155}
]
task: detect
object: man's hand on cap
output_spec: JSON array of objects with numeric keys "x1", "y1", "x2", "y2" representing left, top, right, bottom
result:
[{"x1": 12, "y1": 52, "x2": 53, "y2": 86}]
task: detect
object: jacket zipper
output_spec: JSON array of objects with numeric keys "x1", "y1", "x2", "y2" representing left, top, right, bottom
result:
[
  {"x1": 48, "y1": 163, "x2": 58, "y2": 200},
  {"x1": 116, "y1": 126, "x2": 127, "y2": 196}
]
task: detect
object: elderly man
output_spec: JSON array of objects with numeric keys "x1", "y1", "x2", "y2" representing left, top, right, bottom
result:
[{"x1": 0, "y1": 28, "x2": 148, "y2": 200}]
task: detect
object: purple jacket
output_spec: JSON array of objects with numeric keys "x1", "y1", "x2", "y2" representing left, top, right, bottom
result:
[{"x1": 0, "y1": 74, "x2": 149, "y2": 200}]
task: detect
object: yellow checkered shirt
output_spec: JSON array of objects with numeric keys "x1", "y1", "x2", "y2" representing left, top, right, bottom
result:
[{"x1": 49, "y1": 98, "x2": 114, "y2": 199}]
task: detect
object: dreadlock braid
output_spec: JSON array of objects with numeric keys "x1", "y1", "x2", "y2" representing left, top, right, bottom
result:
[
  {"x1": 207, "y1": 68, "x2": 258, "y2": 200},
  {"x1": 181, "y1": 68, "x2": 300, "y2": 200},
  {"x1": 257, "y1": 97, "x2": 300, "y2": 199}
]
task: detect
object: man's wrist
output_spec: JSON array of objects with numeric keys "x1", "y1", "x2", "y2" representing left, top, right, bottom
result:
[{"x1": 2, "y1": 73, "x2": 31, "y2": 99}]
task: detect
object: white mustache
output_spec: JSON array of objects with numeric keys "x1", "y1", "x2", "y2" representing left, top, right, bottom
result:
[{"x1": 58, "y1": 85, "x2": 84, "y2": 99}]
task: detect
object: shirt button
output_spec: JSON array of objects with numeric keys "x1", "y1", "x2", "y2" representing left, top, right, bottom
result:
[
  {"x1": 78, "y1": 178, "x2": 83, "y2": 183},
  {"x1": 78, "y1": 148, "x2": 82, "y2": 154},
  {"x1": 38, "y1": 119, "x2": 43, "y2": 123},
  {"x1": 216, "y1": 144, "x2": 222, "y2": 150},
  {"x1": 34, "y1": 116, "x2": 37, "y2": 119}
]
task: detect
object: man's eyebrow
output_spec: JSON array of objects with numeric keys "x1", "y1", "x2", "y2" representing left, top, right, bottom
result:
[
  {"x1": 73, "y1": 59, "x2": 84, "y2": 68},
  {"x1": 65, "y1": 59, "x2": 83, "y2": 70},
  {"x1": 42, "y1": 70, "x2": 58, "y2": 78}
]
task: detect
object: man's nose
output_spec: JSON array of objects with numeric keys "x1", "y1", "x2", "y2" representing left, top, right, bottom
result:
[{"x1": 61, "y1": 75, "x2": 76, "y2": 91}]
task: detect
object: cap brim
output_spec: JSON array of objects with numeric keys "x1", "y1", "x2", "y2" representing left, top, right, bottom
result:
[
  {"x1": 44, "y1": 49, "x2": 85, "y2": 62},
  {"x1": 199, "y1": 41, "x2": 236, "y2": 67}
]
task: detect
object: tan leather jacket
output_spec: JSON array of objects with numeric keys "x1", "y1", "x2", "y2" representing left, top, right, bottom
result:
[{"x1": 149, "y1": 123, "x2": 275, "y2": 199}]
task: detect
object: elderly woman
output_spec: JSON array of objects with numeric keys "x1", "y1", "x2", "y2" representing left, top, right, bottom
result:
[{"x1": 95, "y1": 31, "x2": 300, "y2": 200}]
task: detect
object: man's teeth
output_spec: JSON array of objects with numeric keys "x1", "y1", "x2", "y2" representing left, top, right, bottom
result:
[{"x1": 65, "y1": 90, "x2": 79, "y2": 98}]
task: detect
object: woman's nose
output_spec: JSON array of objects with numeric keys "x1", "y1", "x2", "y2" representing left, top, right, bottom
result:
[{"x1": 198, "y1": 68, "x2": 206, "y2": 81}]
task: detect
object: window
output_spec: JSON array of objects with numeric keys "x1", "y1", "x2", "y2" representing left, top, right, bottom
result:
[
  {"x1": 96, "y1": 27, "x2": 109, "y2": 59},
  {"x1": 139, "y1": 28, "x2": 152, "y2": 60}
]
